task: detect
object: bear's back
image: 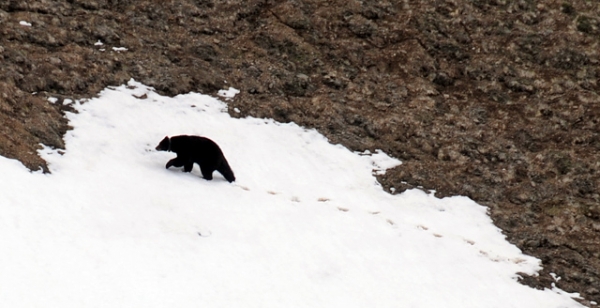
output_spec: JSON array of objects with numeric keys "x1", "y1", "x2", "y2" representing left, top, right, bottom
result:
[{"x1": 170, "y1": 135, "x2": 224, "y2": 163}]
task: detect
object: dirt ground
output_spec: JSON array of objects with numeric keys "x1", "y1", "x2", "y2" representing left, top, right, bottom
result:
[{"x1": 1, "y1": 0, "x2": 598, "y2": 305}]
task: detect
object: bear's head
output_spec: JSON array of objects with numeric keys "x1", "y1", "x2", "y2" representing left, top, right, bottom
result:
[{"x1": 155, "y1": 136, "x2": 171, "y2": 151}]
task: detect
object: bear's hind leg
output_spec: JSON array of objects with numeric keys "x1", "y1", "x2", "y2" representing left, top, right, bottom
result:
[
  {"x1": 199, "y1": 165, "x2": 214, "y2": 181},
  {"x1": 217, "y1": 162, "x2": 236, "y2": 183}
]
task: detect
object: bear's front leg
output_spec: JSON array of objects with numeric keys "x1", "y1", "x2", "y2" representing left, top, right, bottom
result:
[
  {"x1": 183, "y1": 162, "x2": 193, "y2": 173},
  {"x1": 166, "y1": 157, "x2": 185, "y2": 169}
]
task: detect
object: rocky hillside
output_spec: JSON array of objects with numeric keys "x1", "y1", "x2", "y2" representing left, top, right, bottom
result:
[{"x1": 1, "y1": 0, "x2": 599, "y2": 305}]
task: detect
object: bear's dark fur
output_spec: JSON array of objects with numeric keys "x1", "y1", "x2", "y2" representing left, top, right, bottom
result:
[{"x1": 155, "y1": 135, "x2": 235, "y2": 183}]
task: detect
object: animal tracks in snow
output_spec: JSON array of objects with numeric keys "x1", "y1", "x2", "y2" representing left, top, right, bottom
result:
[{"x1": 247, "y1": 188, "x2": 523, "y2": 266}]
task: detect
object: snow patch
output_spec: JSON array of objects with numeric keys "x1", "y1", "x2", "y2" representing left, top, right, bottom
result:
[
  {"x1": 0, "y1": 80, "x2": 586, "y2": 308},
  {"x1": 359, "y1": 149, "x2": 402, "y2": 175},
  {"x1": 217, "y1": 87, "x2": 240, "y2": 100}
]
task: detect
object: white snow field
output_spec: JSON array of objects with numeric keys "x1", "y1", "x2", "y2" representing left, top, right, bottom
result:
[{"x1": 0, "y1": 80, "x2": 585, "y2": 307}]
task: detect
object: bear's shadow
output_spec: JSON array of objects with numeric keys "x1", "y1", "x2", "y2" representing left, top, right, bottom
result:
[{"x1": 164, "y1": 165, "x2": 230, "y2": 182}]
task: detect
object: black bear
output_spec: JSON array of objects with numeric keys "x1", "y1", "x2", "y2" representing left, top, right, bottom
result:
[{"x1": 155, "y1": 135, "x2": 236, "y2": 183}]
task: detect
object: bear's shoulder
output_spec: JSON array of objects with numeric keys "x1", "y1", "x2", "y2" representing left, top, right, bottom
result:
[
  {"x1": 170, "y1": 135, "x2": 218, "y2": 152},
  {"x1": 171, "y1": 135, "x2": 212, "y2": 145}
]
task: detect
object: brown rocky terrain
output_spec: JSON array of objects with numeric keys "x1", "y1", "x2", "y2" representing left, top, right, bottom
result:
[{"x1": 1, "y1": 0, "x2": 598, "y2": 305}]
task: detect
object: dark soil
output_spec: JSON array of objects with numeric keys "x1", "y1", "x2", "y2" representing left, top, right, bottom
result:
[{"x1": 1, "y1": 0, "x2": 599, "y2": 305}]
